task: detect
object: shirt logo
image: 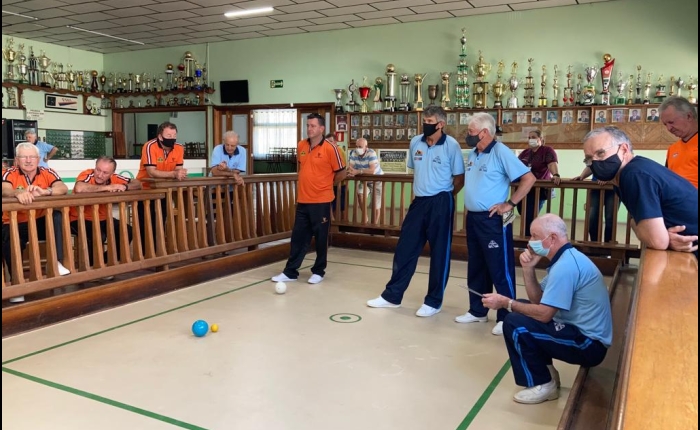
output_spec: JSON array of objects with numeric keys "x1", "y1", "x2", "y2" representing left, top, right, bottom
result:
[
  {"x1": 479, "y1": 165, "x2": 488, "y2": 172},
  {"x1": 554, "y1": 322, "x2": 566, "y2": 332},
  {"x1": 488, "y1": 240, "x2": 499, "y2": 249},
  {"x1": 415, "y1": 150, "x2": 423, "y2": 156},
  {"x1": 433, "y1": 155, "x2": 442, "y2": 164},
  {"x1": 157, "y1": 157, "x2": 165, "y2": 162},
  {"x1": 672, "y1": 152, "x2": 679, "y2": 158},
  {"x1": 300, "y1": 151, "x2": 307, "y2": 156}
]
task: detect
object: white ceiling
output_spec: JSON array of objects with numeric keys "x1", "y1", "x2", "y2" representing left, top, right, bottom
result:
[{"x1": 2, "y1": 0, "x2": 613, "y2": 53}]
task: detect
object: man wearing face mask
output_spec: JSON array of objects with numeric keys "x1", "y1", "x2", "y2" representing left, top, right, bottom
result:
[
  {"x1": 347, "y1": 138, "x2": 384, "y2": 224},
  {"x1": 582, "y1": 126, "x2": 698, "y2": 256},
  {"x1": 481, "y1": 214, "x2": 613, "y2": 404},
  {"x1": 136, "y1": 122, "x2": 187, "y2": 253},
  {"x1": 456, "y1": 112, "x2": 536, "y2": 336},
  {"x1": 367, "y1": 106, "x2": 464, "y2": 318}
]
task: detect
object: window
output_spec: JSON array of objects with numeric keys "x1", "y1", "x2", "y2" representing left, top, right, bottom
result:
[{"x1": 252, "y1": 109, "x2": 297, "y2": 159}]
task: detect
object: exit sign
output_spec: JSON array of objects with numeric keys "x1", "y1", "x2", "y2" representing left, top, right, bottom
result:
[{"x1": 270, "y1": 80, "x2": 283, "y2": 88}]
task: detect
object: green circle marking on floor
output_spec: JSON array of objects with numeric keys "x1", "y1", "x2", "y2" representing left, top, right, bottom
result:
[{"x1": 329, "y1": 313, "x2": 362, "y2": 323}]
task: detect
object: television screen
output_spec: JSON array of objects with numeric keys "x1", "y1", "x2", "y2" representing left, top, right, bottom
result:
[{"x1": 220, "y1": 80, "x2": 249, "y2": 103}]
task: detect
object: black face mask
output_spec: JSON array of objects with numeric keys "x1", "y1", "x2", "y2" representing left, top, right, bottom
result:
[
  {"x1": 160, "y1": 137, "x2": 176, "y2": 148},
  {"x1": 422, "y1": 123, "x2": 439, "y2": 137},
  {"x1": 465, "y1": 133, "x2": 480, "y2": 148},
  {"x1": 590, "y1": 150, "x2": 622, "y2": 181}
]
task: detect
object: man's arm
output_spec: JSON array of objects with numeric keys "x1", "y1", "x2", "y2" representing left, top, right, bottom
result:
[
  {"x1": 3, "y1": 182, "x2": 35, "y2": 204},
  {"x1": 46, "y1": 146, "x2": 58, "y2": 162},
  {"x1": 146, "y1": 166, "x2": 187, "y2": 180},
  {"x1": 48, "y1": 180, "x2": 68, "y2": 196},
  {"x1": 127, "y1": 178, "x2": 142, "y2": 190},
  {"x1": 634, "y1": 217, "x2": 671, "y2": 250},
  {"x1": 509, "y1": 172, "x2": 537, "y2": 204},
  {"x1": 452, "y1": 174, "x2": 464, "y2": 196},
  {"x1": 572, "y1": 166, "x2": 593, "y2": 181},
  {"x1": 74, "y1": 182, "x2": 120, "y2": 193},
  {"x1": 334, "y1": 168, "x2": 347, "y2": 185}
]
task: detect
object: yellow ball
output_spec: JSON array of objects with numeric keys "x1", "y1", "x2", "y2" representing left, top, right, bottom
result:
[{"x1": 210, "y1": 324, "x2": 219, "y2": 333}]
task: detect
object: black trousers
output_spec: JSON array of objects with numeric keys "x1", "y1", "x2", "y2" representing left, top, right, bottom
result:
[
  {"x1": 2, "y1": 211, "x2": 65, "y2": 275},
  {"x1": 283, "y1": 203, "x2": 331, "y2": 279},
  {"x1": 136, "y1": 199, "x2": 168, "y2": 255},
  {"x1": 70, "y1": 220, "x2": 133, "y2": 266}
]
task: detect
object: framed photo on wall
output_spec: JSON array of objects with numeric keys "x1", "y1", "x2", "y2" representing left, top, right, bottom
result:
[{"x1": 336, "y1": 114, "x2": 348, "y2": 131}]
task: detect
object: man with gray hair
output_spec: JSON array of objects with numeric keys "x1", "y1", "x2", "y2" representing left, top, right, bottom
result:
[
  {"x1": 481, "y1": 214, "x2": 613, "y2": 404},
  {"x1": 210, "y1": 130, "x2": 246, "y2": 186},
  {"x1": 456, "y1": 112, "x2": 536, "y2": 336},
  {"x1": 659, "y1": 96, "x2": 698, "y2": 188},
  {"x1": 347, "y1": 137, "x2": 384, "y2": 224},
  {"x1": 24, "y1": 129, "x2": 58, "y2": 168},
  {"x1": 582, "y1": 126, "x2": 697, "y2": 257}
]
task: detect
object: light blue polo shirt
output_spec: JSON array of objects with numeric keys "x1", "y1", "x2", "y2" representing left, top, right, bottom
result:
[
  {"x1": 408, "y1": 132, "x2": 465, "y2": 197},
  {"x1": 211, "y1": 144, "x2": 246, "y2": 174},
  {"x1": 464, "y1": 140, "x2": 530, "y2": 211},
  {"x1": 540, "y1": 243, "x2": 613, "y2": 347},
  {"x1": 35, "y1": 141, "x2": 55, "y2": 168}
]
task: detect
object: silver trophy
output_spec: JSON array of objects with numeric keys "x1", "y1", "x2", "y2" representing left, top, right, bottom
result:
[
  {"x1": 440, "y1": 72, "x2": 451, "y2": 110},
  {"x1": 27, "y1": 46, "x2": 39, "y2": 86},
  {"x1": 347, "y1": 79, "x2": 358, "y2": 112},
  {"x1": 399, "y1": 73, "x2": 411, "y2": 111},
  {"x1": 614, "y1": 72, "x2": 628, "y2": 105},
  {"x1": 507, "y1": 62, "x2": 520, "y2": 108},
  {"x1": 16, "y1": 44, "x2": 28, "y2": 84},
  {"x1": 332, "y1": 88, "x2": 346, "y2": 113},
  {"x1": 384, "y1": 64, "x2": 397, "y2": 112},
  {"x1": 675, "y1": 76, "x2": 685, "y2": 97},
  {"x1": 582, "y1": 65, "x2": 598, "y2": 105}
]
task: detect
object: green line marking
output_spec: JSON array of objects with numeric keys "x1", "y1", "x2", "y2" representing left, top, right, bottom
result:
[
  {"x1": 455, "y1": 360, "x2": 512, "y2": 430},
  {"x1": 2, "y1": 367, "x2": 208, "y2": 430}
]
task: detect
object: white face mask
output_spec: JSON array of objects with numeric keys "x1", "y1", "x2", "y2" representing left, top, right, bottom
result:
[
  {"x1": 528, "y1": 138, "x2": 539, "y2": 148},
  {"x1": 355, "y1": 147, "x2": 366, "y2": 156}
]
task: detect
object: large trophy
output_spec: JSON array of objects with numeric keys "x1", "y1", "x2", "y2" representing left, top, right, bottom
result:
[
  {"x1": 2, "y1": 37, "x2": 17, "y2": 82},
  {"x1": 347, "y1": 79, "x2": 358, "y2": 112},
  {"x1": 359, "y1": 76, "x2": 372, "y2": 113},
  {"x1": 687, "y1": 76, "x2": 697, "y2": 104},
  {"x1": 654, "y1": 74, "x2": 666, "y2": 103},
  {"x1": 399, "y1": 74, "x2": 411, "y2": 111},
  {"x1": 373, "y1": 77, "x2": 383, "y2": 112},
  {"x1": 551, "y1": 65, "x2": 559, "y2": 107},
  {"x1": 576, "y1": 73, "x2": 582, "y2": 106},
  {"x1": 563, "y1": 65, "x2": 574, "y2": 107},
  {"x1": 27, "y1": 47, "x2": 39, "y2": 86},
  {"x1": 643, "y1": 72, "x2": 652, "y2": 104},
  {"x1": 669, "y1": 76, "x2": 677, "y2": 97},
  {"x1": 524, "y1": 58, "x2": 535, "y2": 108},
  {"x1": 16, "y1": 44, "x2": 28, "y2": 84},
  {"x1": 471, "y1": 50, "x2": 491, "y2": 108},
  {"x1": 582, "y1": 65, "x2": 598, "y2": 105},
  {"x1": 428, "y1": 85, "x2": 438, "y2": 106},
  {"x1": 66, "y1": 64, "x2": 76, "y2": 91},
  {"x1": 627, "y1": 74, "x2": 635, "y2": 105},
  {"x1": 384, "y1": 64, "x2": 397, "y2": 112},
  {"x1": 634, "y1": 65, "x2": 643, "y2": 104},
  {"x1": 182, "y1": 51, "x2": 196, "y2": 90},
  {"x1": 333, "y1": 88, "x2": 345, "y2": 113},
  {"x1": 674, "y1": 76, "x2": 684, "y2": 98},
  {"x1": 165, "y1": 64, "x2": 174, "y2": 90},
  {"x1": 538, "y1": 65, "x2": 548, "y2": 107},
  {"x1": 414, "y1": 73, "x2": 426, "y2": 111},
  {"x1": 599, "y1": 53, "x2": 615, "y2": 105},
  {"x1": 440, "y1": 72, "x2": 451, "y2": 110},
  {"x1": 507, "y1": 62, "x2": 519, "y2": 108},
  {"x1": 614, "y1": 72, "x2": 628, "y2": 105},
  {"x1": 492, "y1": 61, "x2": 505, "y2": 108},
  {"x1": 454, "y1": 28, "x2": 470, "y2": 109}
]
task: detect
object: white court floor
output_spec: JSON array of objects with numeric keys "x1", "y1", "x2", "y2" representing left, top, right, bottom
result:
[{"x1": 1, "y1": 248, "x2": 587, "y2": 430}]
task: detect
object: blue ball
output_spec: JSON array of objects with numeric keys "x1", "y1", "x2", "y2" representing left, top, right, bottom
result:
[{"x1": 192, "y1": 320, "x2": 209, "y2": 337}]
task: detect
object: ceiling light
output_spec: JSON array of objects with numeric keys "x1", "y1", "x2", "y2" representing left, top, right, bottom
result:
[
  {"x1": 224, "y1": 7, "x2": 274, "y2": 18},
  {"x1": 66, "y1": 25, "x2": 145, "y2": 45},
  {"x1": 2, "y1": 10, "x2": 39, "y2": 20}
]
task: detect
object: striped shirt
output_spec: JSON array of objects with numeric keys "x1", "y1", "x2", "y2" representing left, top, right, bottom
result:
[{"x1": 348, "y1": 148, "x2": 383, "y2": 175}]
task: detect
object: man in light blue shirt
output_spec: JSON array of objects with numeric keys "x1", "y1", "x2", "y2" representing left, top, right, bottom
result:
[
  {"x1": 210, "y1": 130, "x2": 246, "y2": 185},
  {"x1": 481, "y1": 214, "x2": 612, "y2": 404},
  {"x1": 24, "y1": 129, "x2": 57, "y2": 168},
  {"x1": 456, "y1": 112, "x2": 536, "y2": 336},
  {"x1": 347, "y1": 137, "x2": 384, "y2": 224},
  {"x1": 367, "y1": 106, "x2": 465, "y2": 318}
]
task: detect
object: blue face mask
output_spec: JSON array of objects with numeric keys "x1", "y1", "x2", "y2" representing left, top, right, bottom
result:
[{"x1": 528, "y1": 237, "x2": 551, "y2": 257}]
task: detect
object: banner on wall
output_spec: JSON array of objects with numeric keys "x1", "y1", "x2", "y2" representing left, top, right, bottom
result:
[
  {"x1": 378, "y1": 149, "x2": 409, "y2": 174},
  {"x1": 45, "y1": 94, "x2": 79, "y2": 111}
]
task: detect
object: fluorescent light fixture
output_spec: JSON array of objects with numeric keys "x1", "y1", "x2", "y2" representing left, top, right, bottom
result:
[
  {"x1": 2, "y1": 10, "x2": 39, "y2": 20},
  {"x1": 224, "y1": 7, "x2": 274, "y2": 18},
  {"x1": 66, "y1": 25, "x2": 145, "y2": 45}
]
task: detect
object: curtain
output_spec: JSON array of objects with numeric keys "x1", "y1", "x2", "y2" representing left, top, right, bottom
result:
[{"x1": 252, "y1": 109, "x2": 297, "y2": 159}]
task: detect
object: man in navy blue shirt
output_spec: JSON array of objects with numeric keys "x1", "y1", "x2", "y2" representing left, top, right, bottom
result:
[
  {"x1": 367, "y1": 106, "x2": 465, "y2": 317},
  {"x1": 582, "y1": 126, "x2": 698, "y2": 256}
]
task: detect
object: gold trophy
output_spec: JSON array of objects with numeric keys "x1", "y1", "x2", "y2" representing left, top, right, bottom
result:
[
  {"x1": 507, "y1": 62, "x2": 520, "y2": 108},
  {"x1": 538, "y1": 65, "x2": 548, "y2": 107},
  {"x1": 634, "y1": 65, "x2": 643, "y2": 104},
  {"x1": 414, "y1": 73, "x2": 427, "y2": 111},
  {"x1": 2, "y1": 37, "x2": 17, "y2": 82},
  {"x1": 551, "y1": 65, "x2": 559, "y2": 107},
  {"x1": 440, "y1": 72, "x2": 451, "y2": 110},
  {"x1": 492, "y1": 61, "x2": 505, "y2": 108},
  {"x1": 654, "y1": 74, "x2": 666, "y2": 103},
  {"x1": 687, "y1": 76, "x2": 697, "y2": 104},
  {"x1": 66, "y1": 64, "x2": 76, "y2": 91},
  {"x1": 643, "y1": 72, "x2": 652, "y2": 104},
  {"x1": 524, "y1": 58, "x2": 535, "y2": 108},
  {"x1": 563, "y1": 65, "x2": 574, "y2": 106},
  {"x1": 669, "y1": 75, "x2": 676, "y2": 97},
  {"x1": 627, "y1": 74, "x2": 635, "y2": 105},
  {"x1": 471, "y1": 50, "x2": 491, "y2": 108}
]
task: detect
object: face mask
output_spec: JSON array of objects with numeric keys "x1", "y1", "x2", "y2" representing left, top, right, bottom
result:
[
  {"x1": 422, "y1": 123, "x2": 439, "y2": 137},
  {"x1": 528, "y1": 237, "x2": 550, "y2": 257},
  {"x1": 466, "y1": 133, "x2": 480, "y2": 147},
  {"x1": 590, "y1": 150, "x2": 622, "y2": 181},
  {"x1": 355, "y1": 147, "x2": 366, "y2": 156},
  {"x1": 161, "y1": 137, "x2": 176, "y2": 148},
  {"x1": 528, "y1": 139, "x2": 539, "y2": 148}
]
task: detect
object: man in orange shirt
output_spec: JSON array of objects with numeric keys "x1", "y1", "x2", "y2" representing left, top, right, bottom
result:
[
  {"x1": 135, "y1": 122, "x2": 187, "y2": 252},
  {"x1": 2, "y1": 143, "x2": 70, "y2": 302},
  {"x1": 660, "y1": 96, "x2": 698, "y2": 188},
  {"x1": 272, "y1": 113, "x2": 346, "y2": 284},
  {"x1": 70, "y1": 156, "x2": 142, "y2": 268}
]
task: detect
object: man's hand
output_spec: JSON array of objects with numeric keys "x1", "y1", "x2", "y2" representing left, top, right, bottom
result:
[
  {"x1": 234, "y1": 175, "x2": 245, "y2": 186},
  {"x1": 482, "y1": 293, "x2": 508, "y2": 310},
  {"x1": 174, "y1": 169, "x2": 188, "y2": 181},
  {"x1": 519, "y1": 248, "x2": 541, "y2": 269},
  {"x1": 15, "y1": 190, "x2": 35, "y2": 204},
  {"x1": 668, "y1": 225, "x2": 699, "y2": 253},
  {"x1": 571, "y1": 175, "x2": 583, "y2": 181},
  {"x1": 346, "y1": 166, "x2": 358, "y2": 177},
  {"x1": 596, "y1": 180, "x2": 607, "y2": 186},
  {"x1": 217, "y1": 161, "x2": 228, "y2": 171},
  {"x1": 489, "y1": 202, "x2": 512, "y2": 217},
  {"x1": 552, "y1": 176, "x2": 561, "y2": 186},
  {"x1": 107, "y1": 184, "x2": 127, "y2": 192}
]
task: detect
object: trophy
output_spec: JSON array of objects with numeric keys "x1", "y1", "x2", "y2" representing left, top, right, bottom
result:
[
  {"x1": 27, "y1": 47, "x2": 39, "y2": 86},
  {"x1": 2, "y1": 37, "x2": 17, "y2": 82},
  {"x1": 440, "y1": 72, "x2": 451, "y2": 110},
  {"x1": 669, "y1": 76, "x2": 676, "y2": 97},
  {"x1": 614, "y1": 72, "x2": 627, "y2": 105},
  {"x1": 373, "y1": 77, "x2": 383, "y2": 112},
  {"x1": 507, "y1": 62, "x2": 520, "y2": 108},
  {"x1": 492, "y1": 61, "x2": 505, "y2": 108},
  {"x1": 333, "y1": 88, "x2": 346, "y2": 113},
  {"x1": 538, "y1": 65, "x2": 548, "y2": 107},
  {"x1": 582, "y1": 65, "x2": 598, "y2": 105},
  {"x1": 347, "y1": 79, "x2": 358, "y2": 112},
  {"x1": 55, "y1": 64, "x2": 68, "y2": 90},
  {"x1": 399, "y1": 74, "x2": 411, "y2": 111},
  {"x1": 38, "y1": 50, "x2": 52, "y2": 87},
  {"x1": 687, "y1": 76, "x2": 697, "y2": 104},
  {"x1": 66, "y1": 64, "x2": 76, "y2": 91},
  {"x1": 627, "y1": 74, "x2": 635, "y2": 105},
  {"x1": 414, "y1": 73, "x2": 427, "y2": 111},
  {"x1": 634, "y1": 65, "x2": 643, "y2": 104},
  {"x1": 384, "y1": 64, "x2": 397, "y2": 112},
  {"x1": 600, "y1": 53, "x2": 615, "y2": 105},
  {"x1": 99, "y1": 72, "x2": 107, "y2": 92},
  {"x1": 471, "y1": 50, "x2": 491, "y2": 108},
  {"x1": 524, "y1": 58, "x2": 535, "y2": 108},
  {"x1": 359, "y1": 76, "x2": 372, "y2": 113},
  {"x1": 454, "y1": 28, "x2": 470, "y2": 109},
  {"x1": 551, "y1": 65, "x2": 560, "y2": 107},
  {"x1": 183, "y1": 51, "x2": 196, "y2": 89},
  {"x1": 194, "y1": 63, "x2": 203, "y2": 90},
  {"x1": 428, "y1": 85, "x2": 438, "y2": 106},
  {"x1": 563, "y1": 65, "x2": 574, "y2": 107},
  {"x1": 165, "y1": 64, "x2": 174, "y2": 90},
  {"x1": 16, "y1": 44, "x2": 28, "y2": 85},
  {"x1": 6, "y1": 87, "x2": 17, "y2": 108},
  {"x1": 675, "y1": 76, "x2": 684, "y2": 98},
  {"x1": 654, "y1": 74, "x2": 666, "y2": 103},
  {"x1": 134, "y1": 73, "x2": 143, "y2": 92},
  {"x1": 90, "y1": 70, "x2": 99, "y2": 93},
  {"x1": 576, "y1": 73, "x2": 582, "y2": 105},
  {"x1": 643, "y1": 73, "x2": 652, "y2": 104}
]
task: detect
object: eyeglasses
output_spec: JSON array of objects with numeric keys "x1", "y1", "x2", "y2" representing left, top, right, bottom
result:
[
  {"x1": 583, "y1": 143, "x2": 619, "y2": 166},
  {"x1": 16, "y1": 155, "x2": 40, "y2": 160}
]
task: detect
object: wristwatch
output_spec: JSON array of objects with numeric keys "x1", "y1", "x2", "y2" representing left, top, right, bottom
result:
[
  {"x1": 507, "y1": 299, "x2": 513, "y2": 313},
  {"x1": 47, "y1": 187, "x2": 53, "y2": 196},
  {"x1": 552, "y1": 173, "x2": 560, "y2": 177},
  {"x1": 506, "y1": 199, "x2": 516, "y2": 207}
]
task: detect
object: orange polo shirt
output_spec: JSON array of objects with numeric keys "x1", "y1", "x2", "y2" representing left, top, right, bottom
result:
[
  {"x1": 2, "y1": 166, "x2": 62, "y2": 224},
  {"x1": 296, "y1": 138, "x2": 345, "y2": 203},
  {"x1": 136, "y1": 139, "x2": 185, "y2": 189},
  {"x1": 666, "y1": 133, "x2": 698, "y2": 188},
  {"x1": 69, "y1": 169, "x2": 132, "y2": 222}
]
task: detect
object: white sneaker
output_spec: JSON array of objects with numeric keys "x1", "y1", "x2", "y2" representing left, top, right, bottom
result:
[
  {"x1": 367, "y1": 296, "x2": 400, "y2": 308},
  {"x1": 548, "y1": 365, "x2": 561, "y2": 388},
  {"x1": 271, "y1": 273, "x2": 297, "y2": 282},
  {"x1": 416, "y1": 304, "x2": 441, "y2": 317},
  {"x1": 455, "y1": 312, "x2": 488, "y2": 324},
  {"x1": 102, "y1": 275, "x2": 115, "y2": 281},
  {"x1": 57, "y1": 262, "x2": 70, "y2": 276},
  {"x1": 491, "y1": 321, "x2": 504, "y2": 335},
  {"x1": 308, "y1": 274, "x2": 324, "y2": 284},
  {"x1": 513, "y1": 379, "x2": 559, "y2": 404},
  {"x1": 9, "y1": 296, "x2": 25, "y2": 303}
]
